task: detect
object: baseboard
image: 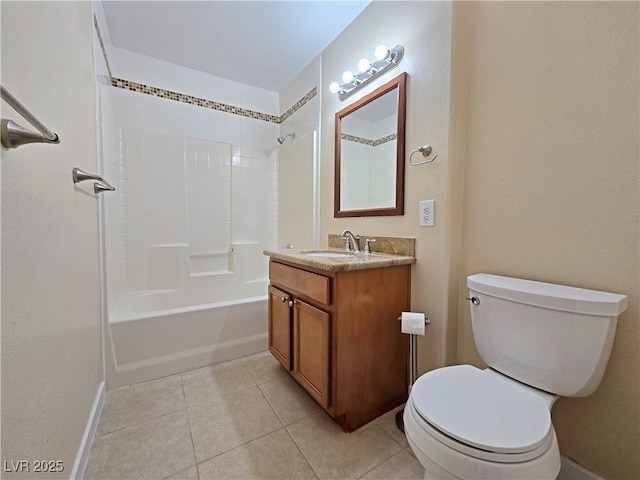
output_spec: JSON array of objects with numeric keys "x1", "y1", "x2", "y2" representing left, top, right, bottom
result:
[
  {"x1": 69, "y1": 381, "x2": 105, "y2": 480},
  {"x1": 558, "y1": 456, "x2": 605, "y2": 480}
]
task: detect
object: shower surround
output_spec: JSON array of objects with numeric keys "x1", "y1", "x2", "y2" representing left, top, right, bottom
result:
[
  {"x1": 101, "y1": 76, "x2": 282, "y2": 387},
  {"x1": 103, "y1": 122, "x2": 277, "y2": 298},
  {"x1": 93, "y1": 19, "x2": 319, "y2": 384}
]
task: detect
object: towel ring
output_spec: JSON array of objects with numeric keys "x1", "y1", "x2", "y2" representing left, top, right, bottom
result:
[{"x1": 410, "y1": 145, "x2": 437, "y2": 166}]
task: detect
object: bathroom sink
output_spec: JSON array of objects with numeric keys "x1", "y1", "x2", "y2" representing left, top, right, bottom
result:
[{"x1": 302, "y1": 251, "x2": 355, "y2": 258}]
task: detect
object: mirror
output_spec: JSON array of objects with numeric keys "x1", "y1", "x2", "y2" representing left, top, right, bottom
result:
[{"x1": 334, "y1": 72, "x2": 406, "y2": 217}]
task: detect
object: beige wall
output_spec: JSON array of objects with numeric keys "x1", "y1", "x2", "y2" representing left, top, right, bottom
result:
[
  {"x1": 1, "y1": 1, "x2": 103, "y2": 477},
  {"x1": 321, "y1": 1, "x2": 461, "y2": 372},
  {"x1": 456, "y1": 2, "x2": 639, "y2": 479},
  {"x1": 320, "y1": 1, "x2": 638, "y2": 478}
]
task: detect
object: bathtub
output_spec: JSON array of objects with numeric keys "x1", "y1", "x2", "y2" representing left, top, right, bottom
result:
[{"x1": 106, "y1": 286, "x2": 268, "y2": 388}]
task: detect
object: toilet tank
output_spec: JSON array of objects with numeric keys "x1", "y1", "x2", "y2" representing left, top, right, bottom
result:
[{"x1": 467, "y1": 274, "x2": 627, "y2": 397}]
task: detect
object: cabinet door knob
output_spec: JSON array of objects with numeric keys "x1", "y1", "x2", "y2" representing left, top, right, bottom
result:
[
  {"x1": 281, "y1": 296, "x2": 288, "y2": 303},
  {"x1": 289, "y1": 300, "x2": 295, "y2": 307}
]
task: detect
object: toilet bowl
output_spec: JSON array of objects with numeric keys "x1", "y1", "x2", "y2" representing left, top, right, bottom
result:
[
  {"x1": 403, "y1": 365, "x2": 560, "y2": 479},
  {"x1": 405, "y1": 274, "x2": 627, "y2": 480}
]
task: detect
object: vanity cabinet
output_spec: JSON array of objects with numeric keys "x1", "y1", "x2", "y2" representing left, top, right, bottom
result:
[
  {"x1": 268, "y1": 285, "x2": 293, "y2": 370},
  {"x1": 268, "y1": 259, "x2": 410, "y2": 432},
  {"x1": 268, "y1": 283, "x2": 330, "y2": 407},
  {"x1": 293, "y1": 299, "x2": 331, "y2": 408}
]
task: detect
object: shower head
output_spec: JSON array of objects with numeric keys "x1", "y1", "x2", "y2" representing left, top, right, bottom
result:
[{"x1": 277, "y1": 132, "x2": 296, "y2": 144}]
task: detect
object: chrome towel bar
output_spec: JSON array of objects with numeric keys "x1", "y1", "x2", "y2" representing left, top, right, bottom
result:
[{"x1": 1, "y1": 85, "x2": 60, "y2": 149}]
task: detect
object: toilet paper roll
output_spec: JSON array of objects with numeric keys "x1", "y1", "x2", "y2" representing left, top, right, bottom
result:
[{"x1": 401, "y1": 311, "x2": 426, "y2": 336}]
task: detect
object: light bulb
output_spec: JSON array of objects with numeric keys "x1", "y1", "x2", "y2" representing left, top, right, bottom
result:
[
  {"x1": 329, "y1": 82, "x2": 341, "y2": 94},
  {"x1": 342, "y1": 70, "x2": 355, "y2": 84},
  {"x1": 358, "y1": 58, "x2": 371, "y2": 73},
  {"x1": 374, "y1": 44, "x2": 389, "y2": 61}
]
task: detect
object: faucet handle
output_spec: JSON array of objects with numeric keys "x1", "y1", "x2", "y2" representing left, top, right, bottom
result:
[
  {"x1": 364, "y1": 238, "x2": 377, "y2": 254},
  {"x1": 340, "y1": 230, "x2": 360, "y2": 252}
]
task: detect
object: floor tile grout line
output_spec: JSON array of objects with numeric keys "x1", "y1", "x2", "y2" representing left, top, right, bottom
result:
[
  {"x1": 96, "y1": 404, "x2": 190, "y2": 438},
  {"x1": 376, "y1": 415, "x2": 410, "y2": 449},
  {"x1": 97, "y1": 372, "x2": 190, "y2": 436},
  {"x1": 183, "y1": 382, "x2": 263, "y2": 409},
  {"x1": 282, "y1": 414, "x2": 407, "y2": 480},
  {"x1": 193, "y1": 424, "x2": 289, "y2": 470},
  {"x1": 180, "y1": 373, "x2": 201, "y2": 480},
  {"x1": 353, "y1": 425, "x2": 406, "y2": 480},
  {"x1": 284, "y1": 410, "x2": 341, "y2": 479},
  {"x1": 87, "y1": 407, "x2": 198, "y2": 480},
  {"x1": 405, "y1": 444, "x2": 418, "y2": 458},
  {"x1": 257, "y1": 371, "x2": 326, "y2": 426},
  {"x1": 258, "y1": 377, "x2": 310, "y2": 428},
  {"x1": 283, "y1": 423, "x2": 322, "y2": 480},
  {"x1": 188, "y1": 382, "x2": 285, "y2": 466},
  {"x1": 89, "y1": 351, "x2": 423, "y2": 480},
  {"x1": 177, "y1": 357, "x2": 249, "y2": 381},
  {"x1": 256, "y1": 378, "x2": 288, "y2": 428},
  {"x1": 180, "y1": 359, "x2": 260, "y2": 408},
  {"x1": 108, "y1": 367, "x2": 190, "y2": 394},
  {"x1": 237, "y1": 356, "x2": 259, "y2": 384},
  {"x1": 355, "y1": 448, "x2": 417, "y2": 480},
  {"x1": 257, "y1": 380, "x2": 291, "y2": 427},
  {"x1": 241, "y1": 355, "x2": 290, "y2": 387},
  {"x1": 161, "y1": 464, "x2": 197, "y2": 480},
  {"x1": 240, "y1": 353, "x2": 264, "y2": 385}
]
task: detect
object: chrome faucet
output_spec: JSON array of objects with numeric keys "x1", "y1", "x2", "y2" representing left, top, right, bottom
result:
[{"x1": 340, "y1": 229, "x2": 361, "y2": 252}]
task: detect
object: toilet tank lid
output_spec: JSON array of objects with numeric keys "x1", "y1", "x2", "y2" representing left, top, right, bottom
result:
[{"x1": 467, "y1": 274, "x2": 628, "y2": 316}]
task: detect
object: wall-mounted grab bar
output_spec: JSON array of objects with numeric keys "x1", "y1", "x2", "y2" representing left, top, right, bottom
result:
[
  {"x1": 1, "y1": 85, "x2": 60, "y2": 149},
  {"x1": 72, "y1": 167, "x2": 115, "y2": 194}
]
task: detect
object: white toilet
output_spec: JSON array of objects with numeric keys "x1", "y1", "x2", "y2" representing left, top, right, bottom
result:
[{"x1": 404, "y1": 273, "x2": 628, "y2": 480}]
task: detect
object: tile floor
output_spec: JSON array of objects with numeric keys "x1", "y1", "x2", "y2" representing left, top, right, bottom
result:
[{"x1": 85, "y1": 351, "x2": 425, "y2": 480}]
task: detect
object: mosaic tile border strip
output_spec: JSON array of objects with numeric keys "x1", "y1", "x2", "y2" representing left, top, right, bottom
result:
[
  {"x1": 341, "y1": 132, "x2": 397, "y2": 146},
  {"x1": 112, "y1": 78, "x2": 282, "y2": 123},
  {"x1": 111, "y1": 77, "x2": 316, "y2": 125},
  {"x1": 94, "y1": 16, "x2": 316, "y2": 124},
  {"x1": 280, "y1": 88, "x2": 317, "y2": 123}
]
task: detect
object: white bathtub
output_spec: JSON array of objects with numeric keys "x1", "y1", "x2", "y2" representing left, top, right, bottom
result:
[{"x1": 106, "y1": 286, "x2": 268, "y2": 388}]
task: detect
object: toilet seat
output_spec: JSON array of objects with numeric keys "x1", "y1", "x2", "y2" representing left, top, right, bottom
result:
[{"x1": 410, "y1": 365, "x2": 553, "y2": 463}]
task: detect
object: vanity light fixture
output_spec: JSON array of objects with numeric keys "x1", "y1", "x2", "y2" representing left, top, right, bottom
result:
[{"x1": 329, "y1": 44, "x2": 404, "y2": 101}]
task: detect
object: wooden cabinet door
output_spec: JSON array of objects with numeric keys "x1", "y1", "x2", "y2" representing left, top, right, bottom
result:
[
  {"x1": 293, "y1": 300, "x2": 330, "y2": 408},
  {"x1": 268, "y1": 285, "x2": 292, "y2": 370}
]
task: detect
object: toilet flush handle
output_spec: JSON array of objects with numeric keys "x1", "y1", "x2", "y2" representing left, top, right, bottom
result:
[{"x1": 465, "y1": 296, "x2": 480, "y2": 306}]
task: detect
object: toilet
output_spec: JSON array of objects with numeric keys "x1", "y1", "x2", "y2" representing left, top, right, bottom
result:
[{"x1": 404, "y1": 273, "x2": 628, "y2": 480}]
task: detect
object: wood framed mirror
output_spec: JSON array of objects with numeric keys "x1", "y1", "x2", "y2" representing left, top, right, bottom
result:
[{"x1": 334, "y1": 72, "x2": 406, "y2": 217}]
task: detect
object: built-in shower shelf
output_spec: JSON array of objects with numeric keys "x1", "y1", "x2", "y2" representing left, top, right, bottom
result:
[
  {"x1": 189, "y1": 249, "x2": 232, "y2": 276},
  {"x1": 190, "y1": 250, "x2": 231, "y2": 257},
  {"x1": 190, "y1": 270, "x2": 233, "y2": 278}
]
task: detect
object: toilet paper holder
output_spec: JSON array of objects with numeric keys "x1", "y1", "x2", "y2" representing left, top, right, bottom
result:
[
  {"x1": 396, "y1": 313, "x2": 430, "y2": 433},
  {"x1": 398, "y1": 314, "x2": 430, "y2": 386}
]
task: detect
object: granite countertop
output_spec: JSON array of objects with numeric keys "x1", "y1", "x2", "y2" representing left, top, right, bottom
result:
[{"x1": 263, "y1": 247, "x2": 416, "y2": 273}]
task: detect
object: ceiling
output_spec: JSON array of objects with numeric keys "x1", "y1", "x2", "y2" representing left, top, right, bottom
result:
[{"x1": 102, "y1": 1, "x2": 371, "y2": 92}]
